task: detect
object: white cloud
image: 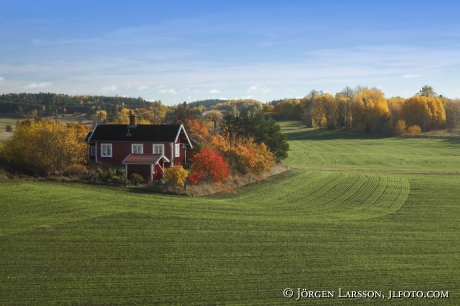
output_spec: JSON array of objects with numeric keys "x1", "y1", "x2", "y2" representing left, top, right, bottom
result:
[
  {"x1": 24, "y1": 82, "x2": 52, "y2": 89},
  {"x1": 209, "y1": 88, "x2": 220, "y2": 94},
  {"x1": 404, "y1": 73, "x2": 420, "y2": 79},
  {"x1": 100, "y1": 85, "x2": 117, "y2": 93},
  {"x1": 0, "y1": 77, "x2": 4, "y2": 81},
  {"x1": 137, "y1": 86, "x2": 148, "y2": 91},
  {"x1": 247, "y1": 85, "x2": 272, "y2": 94},
  {"x1": 159, "y1": 88, "x2": 177, "y2": 95}
]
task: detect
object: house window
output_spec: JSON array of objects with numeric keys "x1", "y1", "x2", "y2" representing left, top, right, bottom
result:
[
  {"x1": 90, "y1": 146, "x2": 96, "y2": 156},
  {"x1": 132, "y1": 144, "x2": 143, "y2": 154},
  {"x1": 175, "y1": 144, "x2": 180, "y2": 157},
  {"x1": 153, "y1": 144, "x2": 164, "y2": 155},
  {"x1": 101, "y1": 143, "x2": 112, "y2": 157}
]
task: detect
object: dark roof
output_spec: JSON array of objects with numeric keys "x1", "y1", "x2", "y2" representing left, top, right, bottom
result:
[
  {"x1": 88, "y1": 124, "x2": 183, "y2": 142},
  {"x1": 122, "y1": 154, "x2": 170, "y2": 164},
  {"x1": 83, "y1": 132, "x2": 93, "y2": 142}
]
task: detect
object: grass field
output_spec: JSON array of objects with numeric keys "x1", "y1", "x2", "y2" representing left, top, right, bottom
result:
[
  {"x1": 285, "y1": 129, "x2": 460, "y2": 172},
  {"x1": 0, "y1": 118, "x2": 16, "y2": 143},
  {"x1": 1, "y1": 127, "x2": 460, "y2": 305}
]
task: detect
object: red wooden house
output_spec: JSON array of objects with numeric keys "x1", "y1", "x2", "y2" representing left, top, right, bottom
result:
[{"x1": 84, "y1": 115, "x2": 192, "y2": 182}]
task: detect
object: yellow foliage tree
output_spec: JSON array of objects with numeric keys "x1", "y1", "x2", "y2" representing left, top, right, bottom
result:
[
  {"x1": 406, "y1": 125, "x2": 422, "y2": 135},
  {"x1": 334, "y1": 93, "x2": 352, "y2": 130},
  {"x1": 394, "y1": 120, "x2": 406, "y2": 137},
  {"x1": 148, "y1": 101, "x2": 168, "y2": 124},
  {"x1": 163, "y1": 165, "x2": 189, "y2": 186},
  {"x1": 310, "y1": 95, "x2": 327, "y2": 128},
  {"x1": 95, "y1": 110, "x2": 107, "y2": 122},
  {"x1": 262, "y1": 104, "x2": 275, "y2": 113},
  {"x1": 400, "y1": 96, "x2": 446, "y2": 131},
  {"x1": 273, "y1": 99, "x2": 302, "y2": 120},
  {"x1": 114, "y1": 108, "x2": 132, "y2": 124},
  {"x1": 212, "y1": 99, "x2": 263, "y2": 113},
  {"x1": 444, "y1": 100, "x2": 460, "y2": 128},
  {"x1": 387, "y1": 97, "x2": 405, "y2": 123},
  {"x1": 3, "y1": 120, "x2": 87, "y2": 175},
  {"x1": 354, "y1": 89, "x2": 391, "y2": 133}
]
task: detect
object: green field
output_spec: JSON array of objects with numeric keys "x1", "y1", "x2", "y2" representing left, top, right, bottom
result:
[
  {"x1": 1, "y1": 127, "x2": 459, "y2": 305},
  {"x1": 0, "y1": 118, "x2": 16, "y2": 143}
]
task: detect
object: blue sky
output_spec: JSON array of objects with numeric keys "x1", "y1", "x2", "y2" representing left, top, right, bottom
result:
[{"x1": 1, "y1": 0, "x2": 460, "y2": 105}]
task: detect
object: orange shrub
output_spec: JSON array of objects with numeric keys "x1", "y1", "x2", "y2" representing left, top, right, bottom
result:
[
  {"x1": 210, "y1": 134, "x2": 274, "y2": 174},
  {"x1": 406, "y1": 125, "x2": 422, "y2": 135}
]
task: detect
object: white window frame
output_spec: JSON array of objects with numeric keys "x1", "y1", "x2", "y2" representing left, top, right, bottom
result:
[
  {"x1": 153, "y1": 144, "x2": 164, "y2": 155},
  {"x1": 90, "y1": 146, "x2": 96, "y2": 156},
  {"x1": 101, "y1": 143, "x2": 112, "y2": 157},
  {"x1": 131, "y1": 144, "x2": 143, "y2": 154},
  {"x1": 175, "y1": 143, "x2": 180, "y2": 157}
]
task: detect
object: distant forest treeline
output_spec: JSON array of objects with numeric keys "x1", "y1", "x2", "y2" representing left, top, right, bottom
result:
[
  {"x1": 0, "y1": 92, "x2": 150, "y2": 118},
  {"x1": 264, "y1": 86, "x2": 460, "y2": 132},
  {"x1": 2, "y1": 86, "x2": 460, "y2": 134}
]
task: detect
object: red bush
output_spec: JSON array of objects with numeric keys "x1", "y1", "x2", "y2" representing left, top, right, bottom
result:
[{"x1": 189, "y1": 148, "x2": 230, "y2": 184}]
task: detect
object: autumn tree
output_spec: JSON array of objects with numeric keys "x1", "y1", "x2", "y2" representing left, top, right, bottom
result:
[
  {"x1": 444, "y1": 99, "x2": 460, "y2": 128},
  {"x1": 221, "y1": 110, "x2": 289, "y2": 161},
  {"x1": 114, "y1": 108, "x2": 131, "y2": 124},
  {"x1": 165, "y1": 102, "x2": 195, "y2": 124},
  {"x1": 95, "y1": 110, "x2": 107, "y2": 123},
  {"x1": 189, "y1": 148, "x2": 230, "y2": 184},
  {"x1": 3, "y1": 120, "x2": 87, "y2": 175},
  {"x1": 262, "y1": 103, "x2": 275, "y2": 114},
  {"x1": 387, "y1": 97, "x2": 405, "y2": 123},
  {"x1": 148, "y1": 100, "x2": 168, "y2": 124},
  {"x1": 185, "y1": 118, "x2": 210, "y2": 140},
  {"x1": 212, "y1": 99, "x2": 263, "y2": 113},
  {"x1": 353, "y1": 89, "x2": 391, "y2": 133},
  {"x1": 394, "y1": 120, "x2": 407, "y2": 137},
  {"x1": 210, "y1": 134, "x2": 274, "y2": 174},
  {"x1": 273, "y1": 99, "x2": 302, "y2": 120},
  {"x1": 400, "y1": 96, "x2": 446, "y2": 131},
  {"x1": 203, "y1": 110, "x2": 223, "y2": 131}
]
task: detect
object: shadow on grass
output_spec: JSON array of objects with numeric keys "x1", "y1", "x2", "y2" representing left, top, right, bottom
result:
[
  {"x1": 285, "y1": 129, "x2": 385, "y2": 141},
  {"x1": 125, "y1": 185, "x2": 188, "y2": 196},
  {"x1": 441, "y1": 138, "x2": 460, "y2": 146}
]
